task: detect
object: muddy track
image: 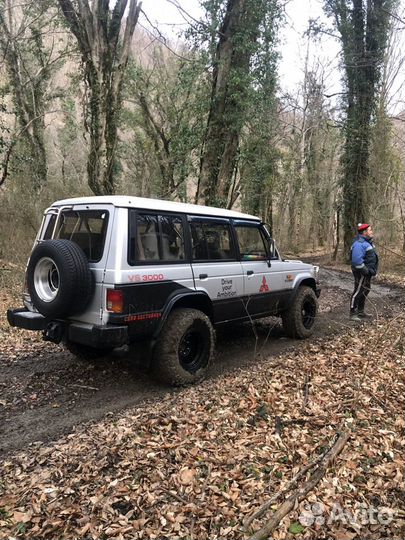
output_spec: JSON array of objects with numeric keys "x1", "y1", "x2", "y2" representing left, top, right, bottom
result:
[{"x1": 0, "y1": 268, "x2": 402, "y2": 458}]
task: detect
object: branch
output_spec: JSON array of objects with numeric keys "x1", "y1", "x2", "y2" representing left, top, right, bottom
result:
[
  {"x1": 165, "y1": 0, "x2": 203, "y2": 28},
  {"x1": 247, "y1": 431, "x2": 350, "y2": 540},
  {"x1": 380, "y1": 6, "x2": 405, "y2": 26},
  {"x1": 164, "y1": 0, "x2": 218, "y2": 35},
  {"x1": 109, "y1": 0, "x2": 128, "y2": 46},
  {"x1": 114, "y1": 1, "x2": 142, "y2": 96},
  {"x1": 323, "y1": 91, "x2": 347, "y2": 98},
  {"x1": 139, "y1": 11, "x2": 192, "y2": 62},
  {"x1": 77, "y1": 0, "x2": 94, "y2": 48},
  {"x1": 57, "y1": 0, "x2": 82, "y2": 42},
  {"x1": 118, "y1": 0, "x2": 141, "y2": 67},
  {"x1": 243, "y1": 429, "x2": 338, "y2": 530}
]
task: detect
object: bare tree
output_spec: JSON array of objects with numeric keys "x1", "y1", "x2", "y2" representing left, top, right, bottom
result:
[
  {"x1": 57, "y1": 0, "x2": 141, "y2": 195},
  {"x1": 0, "y1": 0, "x2": 53, "y2": 191}
]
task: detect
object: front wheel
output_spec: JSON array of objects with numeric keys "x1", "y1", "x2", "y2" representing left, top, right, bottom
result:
[
  {"x1": 282, "y1": 285, "x2": 318, "y2": 338},
  {"x1": 152, "y1": 308, "x2": 215, "y2": 386}
]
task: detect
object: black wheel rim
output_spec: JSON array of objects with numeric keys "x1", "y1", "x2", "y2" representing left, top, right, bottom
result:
[
  {"x1": 178, "y1": 330, "x2": 205, "y2": 373},
  {"x1": 301, "y1": 297, "x2": 316, "y2": 329}
]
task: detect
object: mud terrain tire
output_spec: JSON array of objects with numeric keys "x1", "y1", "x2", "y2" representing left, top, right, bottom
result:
[
  {"x1": 152, "y1": 308, "x2": 214, "y2": 386},
  {"x1": 282, "y1": 285, "x2": 318, "y2": 338}
]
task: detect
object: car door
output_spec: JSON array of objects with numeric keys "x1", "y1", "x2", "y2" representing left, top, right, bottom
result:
[
  {"x1": 189, "y1": 217, "x2": 245, "y2": 323},
  {"x1": 233, "y1": 221, "x2": 288, "y2": 317},
  {"x1": 47, "y1": 203, "x2": 113, "y2": 325}
]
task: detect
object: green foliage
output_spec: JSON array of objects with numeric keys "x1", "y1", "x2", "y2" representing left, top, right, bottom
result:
[
  {"x1": 289, "y1": 522, "x2": 305, "y2": 535},
  {"x1": 15, "y1": 522, "x2": 26, "y2": 535},
  {"x1": 368, "y1": 104, "x2": 403, "y2": 242},
  {"x1": 324, "y1": 0, "x2": 395, "y2": 249},
  {"x1": 240, "y1": 1, "x2": 281, "y2": 219},
  {"x1": 0, "y1": 91, "x2": 9, "y2": 153},
  {"x1": 0, "y1": 0, "x2": 402, "y2": 265},
  {"x1": 192, "y1": 0, "x2": 282, "y2": 206}
]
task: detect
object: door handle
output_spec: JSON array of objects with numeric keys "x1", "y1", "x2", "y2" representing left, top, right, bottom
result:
[
  {"x1": 247, "y1": 270, "x2": 254, "y2": 276},
  {"x1": 199, "y1": 273, "x2": 208, "y2": 280}
]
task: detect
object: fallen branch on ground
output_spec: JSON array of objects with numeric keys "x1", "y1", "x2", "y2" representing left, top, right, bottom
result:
[
  {"x1": 245, "y1": 430, "x2": 350, "y2": 540},
  {"x1": 243, "y1": 432, "x2": 336, "y2": 530},
  {"x1": 302, "y1": 372, "x2": 311, "y2": 412}
]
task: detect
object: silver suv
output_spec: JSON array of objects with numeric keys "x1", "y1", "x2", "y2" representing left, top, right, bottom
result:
[{"x1": 7, "y1": 196, "x2": 320, "y2": 385}]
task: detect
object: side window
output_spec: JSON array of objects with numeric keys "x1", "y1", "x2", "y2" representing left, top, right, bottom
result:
[
  {"x1": 160, "y1": 215, "x2": 186, "y2": 261},
  {"x1": 190, "y1": 221, "x2": 235, "y2": 261},
  {"x1": 235, "y1": 225, "x2": 268, "y2": 261},
  {"x1": 129, "y1": 212, "x2": 186, "y2": 264},
  {"x1": 135, "y1": 214, "x2": 160, "y2": 261}
]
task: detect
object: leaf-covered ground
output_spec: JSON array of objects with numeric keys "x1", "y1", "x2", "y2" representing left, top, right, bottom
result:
[{"x1": 1, "y1": 314, "x2": 404, "y2": 540}]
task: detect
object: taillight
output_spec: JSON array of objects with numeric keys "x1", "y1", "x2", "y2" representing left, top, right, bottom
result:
[{"x1": 106, "y1": 289, "x2": 124, "y2": 313}]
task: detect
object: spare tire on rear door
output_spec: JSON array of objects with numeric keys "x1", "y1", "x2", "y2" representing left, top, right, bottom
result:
[{"x1": 27, "y1": 239, "x2": 93, "y2": 318}]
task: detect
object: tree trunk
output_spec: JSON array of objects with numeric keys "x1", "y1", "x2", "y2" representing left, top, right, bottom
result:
[
  {"x1": 0, "y1": 1, "x2": 50, "y2": 191},
  {"x1": 326, "y1": 0, "x2": 392, "y2": 252},
  {"x1": 58, "y1": 0, "x2": 141, "y2": 195},
  {"x1": 196, "y1": 0, "x2": 263, "y2": 206}
]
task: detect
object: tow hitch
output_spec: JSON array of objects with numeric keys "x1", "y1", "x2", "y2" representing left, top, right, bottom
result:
[{"x1": 43, "y1": 321, "x2": 65, "y2": 344}]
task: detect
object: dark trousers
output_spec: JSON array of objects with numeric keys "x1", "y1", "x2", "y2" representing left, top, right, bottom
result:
[{"x1": 350, "y1": 270, "x2": 371, "y2": 313}]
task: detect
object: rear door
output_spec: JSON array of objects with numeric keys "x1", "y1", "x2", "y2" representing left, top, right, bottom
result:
[
  {"x1": 189, "y1": 217, "x2": 245, "y2": 323},
  {"x1": 43, "y1": 204, "x2": 113, "y2": 325}
]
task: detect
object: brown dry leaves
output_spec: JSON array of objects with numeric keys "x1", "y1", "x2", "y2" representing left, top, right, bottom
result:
[{"x1": 0, "y1": 316, "x2": 404, "y2": 540}]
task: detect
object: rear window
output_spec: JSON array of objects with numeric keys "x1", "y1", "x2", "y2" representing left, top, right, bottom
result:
[{"x1": 43, "y1": 210, "x2": 109, "y2": 262}]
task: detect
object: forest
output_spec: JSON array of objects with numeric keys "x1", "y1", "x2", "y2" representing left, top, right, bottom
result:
[
  {"x1": 0, "y1": 0, "x2": 404, "y2": 268},
  {"x1": 0, "y1": 3, "x2": 404, "y2": 539}
]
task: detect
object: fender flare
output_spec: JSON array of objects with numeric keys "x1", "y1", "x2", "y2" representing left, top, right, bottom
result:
[
  {"x1": 153, "y1": 291, "x2": 213, "y2": 339},
  {"x1": 285, "y1": 276, "x2": 318, "y2": 309}
]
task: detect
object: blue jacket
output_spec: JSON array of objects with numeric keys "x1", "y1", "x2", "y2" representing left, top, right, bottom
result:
[{"x1": 351, "y1": 235, "x2": 379, "y2": 276}]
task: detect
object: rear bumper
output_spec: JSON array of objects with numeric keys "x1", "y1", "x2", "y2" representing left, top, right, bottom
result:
[
  {"x1": 68, "y1": 323, "x2": 128, "y2": 348},
  {"x1": 7, "y1": 307, "x2": 48, "y2": 330},
  {"x1": 7, "y1": 308, "x2": 128, "y2": 348}
]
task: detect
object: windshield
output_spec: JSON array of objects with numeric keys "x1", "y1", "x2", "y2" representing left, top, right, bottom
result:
[{"x1": 43, "y1": 209, "x2": 109, "y2": 262}]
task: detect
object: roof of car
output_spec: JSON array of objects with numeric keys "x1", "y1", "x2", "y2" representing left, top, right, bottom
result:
[{"x1": 50, "y1": 196, "x2": 261, "y2": 221}]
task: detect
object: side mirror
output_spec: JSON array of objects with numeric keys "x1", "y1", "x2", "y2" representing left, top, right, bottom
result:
[
  {"x1": 268, "y1": 238, "x2": 275, "y2": 258},
  {"x1": 267, "y1": 238, "x2": 275, "y2": 266}
]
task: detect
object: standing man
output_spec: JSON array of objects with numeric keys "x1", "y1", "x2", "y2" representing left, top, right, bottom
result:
[{"x1": 350, "y1": 223, "x2": 379, "y2": 320}]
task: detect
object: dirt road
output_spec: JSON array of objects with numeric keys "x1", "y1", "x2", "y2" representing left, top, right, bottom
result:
[{"x1": 0, "y1": 268, "x2": 402, "y2": 458}]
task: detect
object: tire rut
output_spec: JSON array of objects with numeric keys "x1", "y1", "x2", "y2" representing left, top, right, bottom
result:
[{"x1": 0, "y1": 268, "x2": 402, "y2": 458}]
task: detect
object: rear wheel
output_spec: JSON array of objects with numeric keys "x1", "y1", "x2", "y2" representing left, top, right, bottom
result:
[
  {"x1": 152, "y1": 308, "x2": 215, "y2": 386},
  {"x1": 282, "y1": 285, "x2": 318, "y2": 338}
]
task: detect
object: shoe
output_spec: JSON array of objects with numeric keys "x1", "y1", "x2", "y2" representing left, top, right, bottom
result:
[
  {"x1": 349, "y1": 313, "x2": 362, "y2": 321},
  {"x1": 357, "y1": 311, "x2": 372, "y2": 319}
]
